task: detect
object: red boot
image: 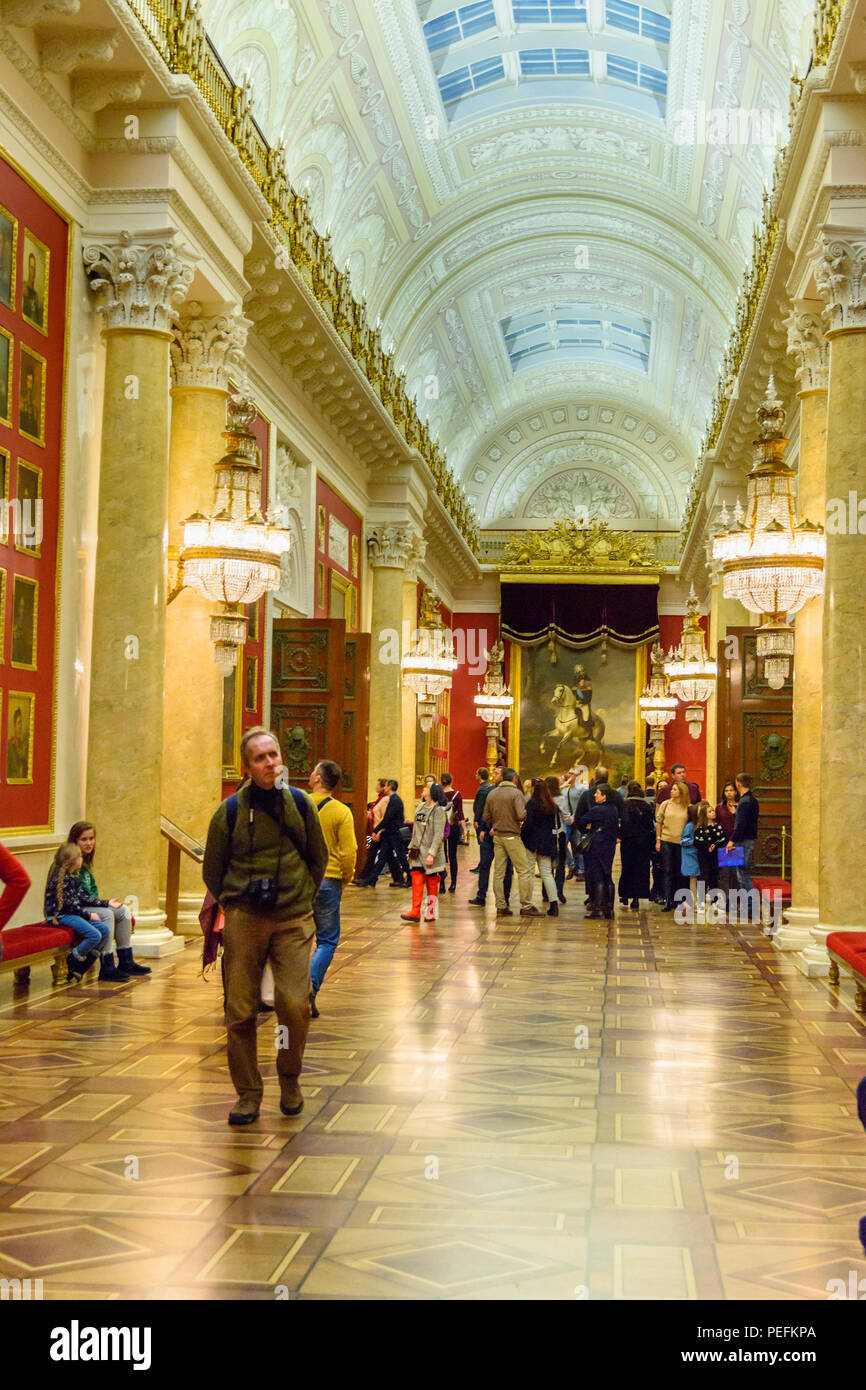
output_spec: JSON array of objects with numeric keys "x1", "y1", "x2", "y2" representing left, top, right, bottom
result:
[
  {"x1": 424, "y1": 874, "x2": 440, "y2": 922},
  {"x1": 401, "y1": 871, "x2": 425, "y2": 921}
]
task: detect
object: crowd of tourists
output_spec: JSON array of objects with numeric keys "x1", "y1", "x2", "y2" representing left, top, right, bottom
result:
[{"x1": 0, "y1": 739, "x2": 761, "y2": 1129}]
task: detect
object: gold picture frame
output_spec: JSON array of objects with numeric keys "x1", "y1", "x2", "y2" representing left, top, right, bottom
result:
[
  {"x1": 316, "y1": 561, "x2": 325, "y2": 611},
  {"x1": 348, "y1": 582, "x2": 357, "y2": 630},
  {"x1": 244, "y1": 655, "x2": 258, "y2": 712},
  {"x1": 6, "y1": 688, "x2": 34, "y2": 784},
  {"x1": 317, "y1": 503, "x2": 326, "y2": 551},
  {"x1": 20, "y1": 228, "x2": 49, "y2": 334},
  {"x1": 18, "y1": 343, "x2": 46, "y2": 447},
  {"x1": 328, "y1": 568, "x2": 351, "y2": 621},
  {"x1": 0, "y1": 325, "x2": 12, "y2": 428},
  {"x1": 10, "y1": 573, "x2": 37, "y2": 670},
  {"x1": 0, "y1": 447, "x2": 8, "y2": 543},
  {"x1": 14, "y1": 457, "x2": 41, "y2": 558},
  {"x1": 221, "y1": 661, "x2": 243, "y2": 779},
  {"x1": 0, "y1": 203, "x2": 16, "y2": 312},
  {"x1": 0, "y1": 567, "x2": 6, "y2": 661},
  {"x1": 350, "y1": 533, "x2": 359, "y2": 577}
]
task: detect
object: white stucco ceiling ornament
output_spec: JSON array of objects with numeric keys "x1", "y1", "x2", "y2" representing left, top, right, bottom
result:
[{"x1": 522, "y1": 471, "x2": 640, "y2": 523}]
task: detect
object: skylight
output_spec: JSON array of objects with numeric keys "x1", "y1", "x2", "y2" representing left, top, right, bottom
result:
[
  {"x1": 438, "y1": 54, "x2": 506, "y2": 104},
  {"x1": 519, "y1": 48, "x2": 591, "y2": 77},
  {"x1": 607, "y1": 53, "x2": 667, "y2": 95},
  {"x1": 605, "y1": 0, "x2": 671, "y2": 44},
  {"x1": 423, "y1": 2, "x2": 497, "y2": 55},
  {"x1": 502, "y1": 304, "x2": 652, "y2": 374},
  {"x1": 513, "y1": 1, "x2": 588, "y2": 22}
]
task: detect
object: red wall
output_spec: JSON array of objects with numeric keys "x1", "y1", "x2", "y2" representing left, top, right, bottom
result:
[
  {"x1": 653, "y1": 614, "x2": 708, "y2": 794},
  {"x1": 314, "y1": 476, "x2": 361, "y2": 629},
  {"x1": 0, "y1": 153, "x2": 68, "y2": 832},
  {"x1": 449, "y1": 612, "x2": 501, "y2": 801}
]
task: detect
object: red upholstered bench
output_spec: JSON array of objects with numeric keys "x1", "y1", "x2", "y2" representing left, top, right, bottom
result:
[
  {"x1": 0, "y1": 922, "x2": 77, "y2": 989},
  {"x1": 827, "y1": 931, "x2": 866, "y2": 1012},
  {"x1": 752, "y1": 877, "x2": 791, "y2": 905}
]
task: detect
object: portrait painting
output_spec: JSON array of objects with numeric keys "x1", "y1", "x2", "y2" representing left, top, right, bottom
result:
[
  {"x1": 0, "y1": 448, "x2": 8, "y2": 543},
  {"x1": 21, "y1": 229, "x2": 48, "y2": 333},
  {"x1": 0, "y1": 327, "x2": 11, "y2": 427},
  {"x1": 244, "y1": 656, "x2": 258, "y2": 712},
  {"x1": 10, "y1": 574, "x2": 37, "y2": 669},
  {"x1": 18, "y1": 345, "x2": 46, "y2": 446},
  {"x1": 515, "y1": 637, "x2": 638, "y2": 785},
  {"x1": 14, "y1": 458, "x2": 41, "y2": 556},
  {"x1": 6, "y1": 689, "x2": 34, "y2": 784},
  {"x1": 0, "y1": 206, "x2": 15, "y2": 312}
]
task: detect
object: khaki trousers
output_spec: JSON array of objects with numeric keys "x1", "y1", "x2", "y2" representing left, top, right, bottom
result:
[
  {"x1": 493, "y1": 834, "x2": 534, "y2": 910},
  {"x1": 222, "y1": 905, "x2": 315, "y2": 1106}
]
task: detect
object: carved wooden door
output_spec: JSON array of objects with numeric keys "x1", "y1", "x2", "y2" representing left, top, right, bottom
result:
[
  {"x1": 716, "y1": 626, "x2": 793, "y2": 878},
  {"x1": 270, "y1": 620, "x2": 370, "y2": 855}
]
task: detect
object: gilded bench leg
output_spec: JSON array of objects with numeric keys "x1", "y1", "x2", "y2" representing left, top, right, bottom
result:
[
  {"x1": 12, "y1": 966, "x2": 31, "y2": 988},
  {"x1": 50, "y1": 954, "x2": 64, "y2": 986},
  {"x1": 828, "y1": 959, "x2": 840, "y2": 986},
  {"x1": 855, "y1": 982, "x2": 866, "y2": 1014}
]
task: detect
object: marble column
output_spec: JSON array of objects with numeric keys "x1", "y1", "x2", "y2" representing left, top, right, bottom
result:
[
  {"x1": 367, "y1": 523, "x2": 423, "y2": 804},
  {"x1": 776, "y1": 302, "x2": 827, "y2": 960},
  {"x1": 82, "y1": 231, "x2": 194, "y2": 951},
  {"x1": 161, "y1": 303, "x2": 249, "y2": 934},
  {"x1": 805, "y1": 228, "x2": 866, "y2": 972}
]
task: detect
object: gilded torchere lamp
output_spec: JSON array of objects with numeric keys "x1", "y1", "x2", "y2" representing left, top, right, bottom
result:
[
  {"x1": 664, "y1": 587, "x2": 717, "y2": 739},
  {"x1": 712, "y1": 375, "x2": 824, "y2": 688},
  {"x1": 402, "y1": 587, "x2": 458, "y2": 733},
  {"x1": 473, "y1": 640, "x2": 513, "y2": 771},
  {"x1": 170, "y1": 391, "x2": 292, "y2": 673},
  {"x1": 639, "y1": 639, "x2": 678, "y2": 770}
]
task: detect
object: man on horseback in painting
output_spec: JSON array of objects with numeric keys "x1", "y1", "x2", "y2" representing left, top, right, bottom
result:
[{"x1": 570, "y1": 664, "x2": 593, "y2": 732}]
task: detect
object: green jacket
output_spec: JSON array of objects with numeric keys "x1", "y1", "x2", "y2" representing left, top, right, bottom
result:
[
  {"x1": 77, "y1": 864, "x2": 100, "y2": 899},
  {"x1": 203, "y1": 783, "x2": 327, "y2": 921}
]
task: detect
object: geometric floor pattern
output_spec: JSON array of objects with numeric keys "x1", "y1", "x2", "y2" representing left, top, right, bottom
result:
[{"x1": 1, "y1": 876, "x2": 865, "y2": 1300}]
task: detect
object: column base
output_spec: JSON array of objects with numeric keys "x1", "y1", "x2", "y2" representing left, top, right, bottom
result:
[
  {"x1": 775, "y1": 904, "x2": 818, "y2": 954},
  {"x1": 790, "y1": 922, "x2": 866, "y2": 978},
  {"x1": 127, "y1": 902, "x2": 185, "y2": 958},
  {"x1": 176, "y1": 894, "x2": 206, "y2": 937}
]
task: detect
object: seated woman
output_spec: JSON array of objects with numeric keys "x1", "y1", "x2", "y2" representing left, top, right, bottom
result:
[
  {"x1": 578, "y1": 783, "x2": 621, "y2": 919},
  {"x1": 44, "y1": 843, "x2": 110, "y2": 981},
  {"x1": 68, "y1": 821, "x2": 150, "y2": 980}
]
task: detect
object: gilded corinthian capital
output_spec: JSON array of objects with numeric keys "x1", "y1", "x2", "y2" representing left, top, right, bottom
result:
[
  {"x1": 170, "y1": 302, "x2": 251, "y2": 389},
  {"x1": 812, "y1": 227, "x2": 866, "y2": 334},
  {"x1": 784, "y1": 301, "x2": 828, "y2": 392},
  {"x1": 82, "y1": 229, "x2": 196, "y2": 333}
]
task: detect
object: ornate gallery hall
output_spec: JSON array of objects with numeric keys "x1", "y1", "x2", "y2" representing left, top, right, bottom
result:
[{"x1": 1, "y1": 0, "x2": 866, "y2": 1312}]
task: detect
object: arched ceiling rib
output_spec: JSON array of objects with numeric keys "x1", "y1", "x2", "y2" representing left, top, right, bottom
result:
[{"x1": 202, "y1": 0, "x2": 814, "y2": 528}]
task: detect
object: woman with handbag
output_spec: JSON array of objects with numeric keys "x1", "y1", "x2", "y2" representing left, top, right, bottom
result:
[
  {"x1": 402, "y1": 781, "x2": 448, "y2": 924},
  {"x1": 656, "y1": 780, "x2": 689, "y2": 911},
  {"x1": 577, "y1": 783, "x2": 621, "y2": 919},
  {"x1": 521, "y1": 779, "x2": 560, "y2": 917},
  {"x1": 618, "y1": 781, "x2": 655, "y2": 910},
  {"x1": 715, "y1": 781, "x2": 740, "y2": 898},
  {"x1": 546, "y1": 774, "x2": 569, "y2": 903}
]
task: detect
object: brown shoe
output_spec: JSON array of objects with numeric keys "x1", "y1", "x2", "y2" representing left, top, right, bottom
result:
[
  {"x1": 228, "y1": 1098, "x2": 260, "y2": 1126},
  {"x1": 496, "y1": 907, "x2": 513, "y2": 917},
  {"x1": 280, "y1": 1081, "x2": 304, "y2": 1116},
  {"x1": 520, "y1": 905, "x2": 539, "y2": 916}
]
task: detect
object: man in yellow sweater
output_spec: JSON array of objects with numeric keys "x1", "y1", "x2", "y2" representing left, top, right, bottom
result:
[{"x1": 308, "y1": 760, "x2": 357, "y2": 1016}]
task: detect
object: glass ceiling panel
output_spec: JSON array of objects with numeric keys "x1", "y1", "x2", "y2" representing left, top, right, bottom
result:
[{"x1": 502, "y1": 303, "x2": 652, "y2": 374}]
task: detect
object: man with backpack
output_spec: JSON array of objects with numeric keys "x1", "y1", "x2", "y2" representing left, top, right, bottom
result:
[{"x1": 203, "y1": 726, "x2": 327, "y2": 1127}]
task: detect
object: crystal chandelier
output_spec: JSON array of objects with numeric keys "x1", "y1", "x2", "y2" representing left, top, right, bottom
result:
[
  {"x1": 474, "y1": 639, "x2": 513, "y2": 769},
  {"x1": 401, "y1": 587, "x2": 458, "y2": 733},
  {"x1": 638, "y1": 640, "x2": 678, "y2": 730},
  {"x1": 172, "y1": 391, "x2": 292, "y2": 672},
  {"x1": 665, "y1": 587, "x2": 717, "y2": 739},
  {"x1": 712, "y1": 376, "x2": 824, "y2": 688}
]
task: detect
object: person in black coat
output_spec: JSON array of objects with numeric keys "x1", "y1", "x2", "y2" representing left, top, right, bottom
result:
[
  {"x1": 578, "y1": 783, "x2": 620, "y2": 919},
  {"x1": 618, "y1": 781, "x2": 655, "y2": 910},
  {"x1": 521, "y1": 779, "x2": 560, "y2": 917},
  {"x1": 361, "y1": 780, "x2": 409, "y2": 887}
]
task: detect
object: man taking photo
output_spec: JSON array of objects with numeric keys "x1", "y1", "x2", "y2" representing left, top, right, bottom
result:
[{"x1": 203, "y1": 726, "x2": 327, "y2": 1127}]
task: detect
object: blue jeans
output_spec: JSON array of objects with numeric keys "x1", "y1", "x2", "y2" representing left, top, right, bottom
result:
[
  {"x1": 58, "y1": 913, "x2": 109, "y2": 958},
  {"x1": 310, "y1": 878, "x2": 342, "y2": 994},
  {"x1": 736, "y1": 839, "x2": 755, "y2": 895}
]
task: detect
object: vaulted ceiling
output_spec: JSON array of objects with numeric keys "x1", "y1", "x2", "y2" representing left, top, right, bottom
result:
[{"x1": 201, "y1": 0, "x2": 813, "y2": 530}]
